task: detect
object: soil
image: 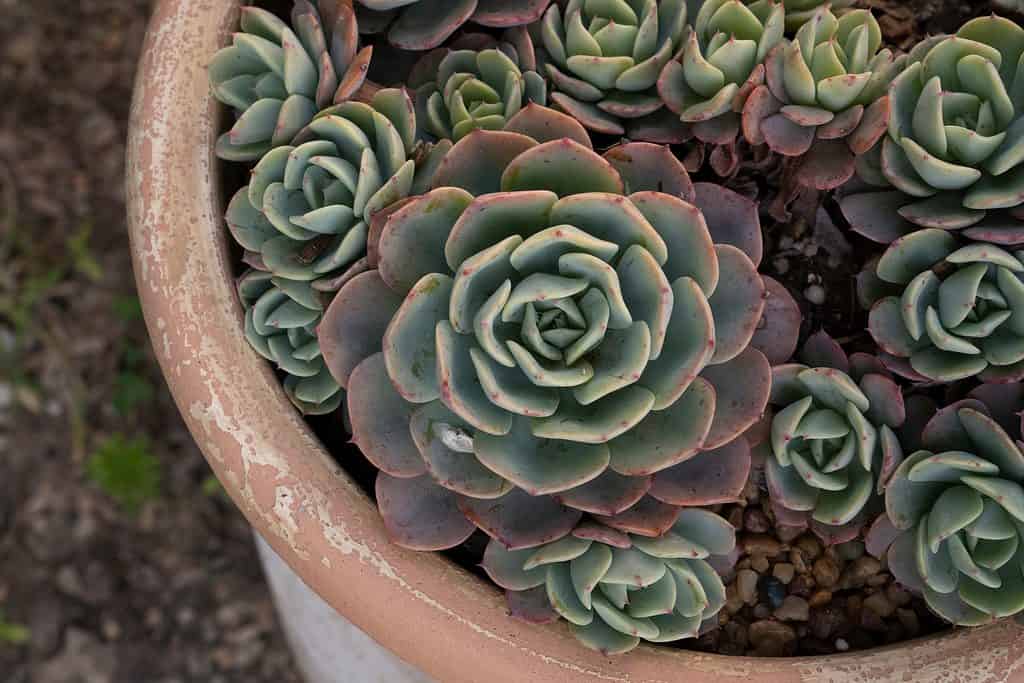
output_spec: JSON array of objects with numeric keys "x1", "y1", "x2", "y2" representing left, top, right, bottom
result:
[{"x1": 0, "y1": 1, "x2": 299, "y2": 681}]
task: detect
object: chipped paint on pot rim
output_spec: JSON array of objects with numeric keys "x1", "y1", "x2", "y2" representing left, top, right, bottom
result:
[{"x1": 125, "y1": 1, "x2": 1024, "y2": 680}]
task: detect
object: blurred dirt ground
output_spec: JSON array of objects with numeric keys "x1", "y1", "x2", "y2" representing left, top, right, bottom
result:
[{"x1": 0, "y1": 1, "x2": 300, "y2": 680}]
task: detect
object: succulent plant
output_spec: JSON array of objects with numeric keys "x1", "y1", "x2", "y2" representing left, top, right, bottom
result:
[
  {"x1": 482, "y1": 512, "x2": 734, "y2": 654},
  {"x1": 209, "y1": 1, "x2": 371, "y2": 161},
  {"x1": 766, "y1": 332, "x2": 905, "y2": 542},
  {"x1": 657, "y1": 0, "x2": 784, "y2": 152},
  {"x1": 238, "y1": 269, "x2": 344, "y2": 415},
  {"x1": 746, "y1": 0, "x2": 856, "y2": 33},
  {"x1": 355, "y1": 0, "x2": 553, "y2": 51},
  {"x1": 864, "y1": 229, "x2": 1024, "y2": 383},
  {"x1": 884, "y1": 394, "x2": 1024, "y2": 626},
  {"x1": 539, "y1": 0, "x2": 688, "y2": 137},
  {"x1": 409, "y1": 32, "x2": 547, "y2": 142},
  {"x1": 224, "y1": 88, "x2": 416, "y2": 288},
  {"x1": 841, "y1": 16, "x2": 1024, "y2": 245},
  {"x1": 317, "y1": 106, "x2": 772, "y2": 552},
  {"x1": 741, "y1": 7, "x2": 902, "y2": 190}
]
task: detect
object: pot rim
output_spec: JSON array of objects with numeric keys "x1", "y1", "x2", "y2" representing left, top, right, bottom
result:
[{"x1": 126, "y1": 1, "x2": 1024, "y2": 681}]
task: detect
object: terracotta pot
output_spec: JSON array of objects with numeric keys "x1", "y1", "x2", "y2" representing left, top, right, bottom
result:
[{"x1": 126, "y1": 1, "x2": 1024, "y2": 680}]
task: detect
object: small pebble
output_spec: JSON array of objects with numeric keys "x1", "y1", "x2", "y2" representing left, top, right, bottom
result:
[
  {"x1": 753, "y1": 604, "x2": 773, "y2": 619},
  {"x1": 749, "y1": 620, "x2": 797, "y2": 657},
  {"x1": 808, "y1": 589, "x2": 833, "y2": 608},
  {"x1": 742, "y1": 534, "x2": 783, "y2": 558},
  {"x1": 864, "y1": 592, "x2": 895, "y2": 619},
  {"x1": 760, "y1": 576, "x2": 787, "y2": 609},
  {"x1": 737, "y1": 569, "x2": 759, "y2": 605},
  {"x1": 728, "y1": 507, "x2": 744, "y2": 530},
  {"x1": 777, "y1": 525, "x2": 804, "y2": 544},
  {"x1": 839, "y1": 557, "x2": 882, "y2": 590},
  {"x1": 886, "y1": 584, "x2": 912, "y2": 608},
  {"x1": 789, "y1": 574, "x2": 816, "y2": 598},
  {"x1": 810, "y1": 607, "x2": 844, "y2": 639},
  {"x1": 860, "y1": 605, "x2": 887, "y2": 632},
  {"x1": 744, "y1": 508, "x2": 771, "y2": 534},
  {"x1": 812, "y1": 557, "x2": 841, "y2": 589},
  {"x1": 846, "y1": 595, "x2": 863, "y2": 622},
  {"x1": 751, "y1": 554, "x2": 770, "y2": 573},
  {"x1": 774, "y1": 596, "x2": 810, "y2": 622},
  {"x1": 836, "y1": 541, "x2": 865, "y2": 562},
  {"x1": 896, "y1": 608, "x2": 920, "y2": 637},
  {"x1": 867, "y1": 572, "x2": 890, "y2": 587},
  {"x1": 835, "y1": 638, "x2": 850, "y2": 652},
  {"x1": 773, "y1": 258, "x2": 791, "y2": 275},
  {"x1": 773, "y1": 563, "x2": 795, "y2": 585},
  {"x1": 795, "y1": 536, "x2": 822, "y2": 561},
  {"x1": 789, "y1": 549, "x2": 808, "y2": 574},
  {"x1": 804, "y1": 284, "x2": 826, "y2": 305},
  {"x1": 725, "y1": 584, "x2": 745, "y2": 615}
]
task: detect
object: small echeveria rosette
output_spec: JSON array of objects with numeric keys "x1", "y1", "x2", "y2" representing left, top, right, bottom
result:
[
  {"x1": 209, "y1": 1, "x2": 371, "y2": 161},
  {"x1": 318, "y1": 106, "x2": 774, "y2": 553},
  {"x1": 482, "y1": 513, "x2": 734, "y2": 654},
  {"x1": 742, "y1": 7, "x2": 902, "y2": 191},
  {"x1": 539, "y1": 0, "x2": 688, "y2": 138},
  {"x1": 408, "y1": 30, "x2": 547, "y2": 142},
  {"x1": 862, "y1": 229, "x2": 1024, "y2": 383},
  {"x1": 747, "y1": 0, "x2": 855, "y2": 33},
  {"x1": 765, "y1": 331, "x2": 906, "y2": 545},
  {"x1": 883, "y1": 394, "x2": 1024, "y2": 626},
  {"x1": 354, "y1": 0, "x2": 552, "y2": 51},
  {"x1": 657, "y1": 0, "x2": 784, "y2": 157},
  {"x1": 842, "y1": 16, "x2": 1024, "y2": 246},
  {"x1": 238, "y1": 270, "x2": 344, "y2": 415},
  {"x1": 224, "y1": 88, "x2": 417, "y2": 291}
]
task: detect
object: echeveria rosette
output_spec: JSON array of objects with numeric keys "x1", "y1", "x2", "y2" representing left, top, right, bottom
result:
[
  {"x1": 482, "y1": 513, "x2": 734, "y2": 654},
  {"x1": 741, "y1": 7, "x2": 903, "y2": 191},
  {"x1": 883, "y1": 397, "x2": 1024, "y2": 626},
  {"x1": 539, "y1": 0, "x2": 688, "y2": 137},
  {"x1": 224, "y1": 88, "x2": 417, "y2": 289},
  {"x1": 318, "y1": 109, "x2": 772, "y2": 552},
  {"x1": 746, "y1": 0, "x2": 855, "y2": 33},
  {"x1": 864, "y1": 229, "x2": 1024, "y2": 384},
  {"x1": 766, "y1": 332, "x2": 906, "y2": 544},
  {"x1": 842, "y1": 16, "x2": 1024, "y2": 246},
  {"x1": 355, "y1": 0, "x2": 552, "y2": 51},
  {"x1": 238, "y1": 270, "x2": 344, "y2": 416},
  {"x1": 410, "y1": 39, "x2": 547, "y2": 142},
  {"x1": 209, "y1": 1, "x2": 371, "y2": 162},
  {"x1": 657, "y1": 0, "x2": 785, "y2": 153}
]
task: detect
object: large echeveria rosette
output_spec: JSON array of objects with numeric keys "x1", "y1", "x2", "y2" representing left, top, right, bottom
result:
[
  {"x1": 539, "y1": 0, "x2": 688, "y2": 138},
  {"x1": 862, "y1": 229, "x2": 1024, "y2": 384},
  {"x1": 741, "y1": 7, "x2": 902, "y2": 191},
  {"x1": 237, "y1": 270, "x2": 344, "y2": 415},
  {"x1": 766, "y1": 332, "x2": 906, "y2": 544},
  {"x1": 657, "y1": 0, "x2": 784, "y2": 152},
  {"x1": 209, "y1": 1, "x2": 371, "y2": 161},
  {"x1": 225, "y1": 88, "x2": 417, "y2": 289},
  {"x1": 355, "y1": 0, "x2": 552, "y2": 51},
  {"x1": 883, "y1": 393, "x2": 1024, "y2": 626},
  {"x1": 842, "y1": 16, "x2": 1024, "y2": 246},
  {"x1": 483, "y1": 513, "x2": 734, "y2": 654},
  {"x1": 318, "y1": 107, "x2": 772, "y2": 552}
]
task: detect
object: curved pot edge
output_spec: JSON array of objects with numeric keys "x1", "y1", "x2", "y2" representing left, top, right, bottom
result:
[{"x1": 125, "y1": 1, "x2": 1024, "y2": 681}]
